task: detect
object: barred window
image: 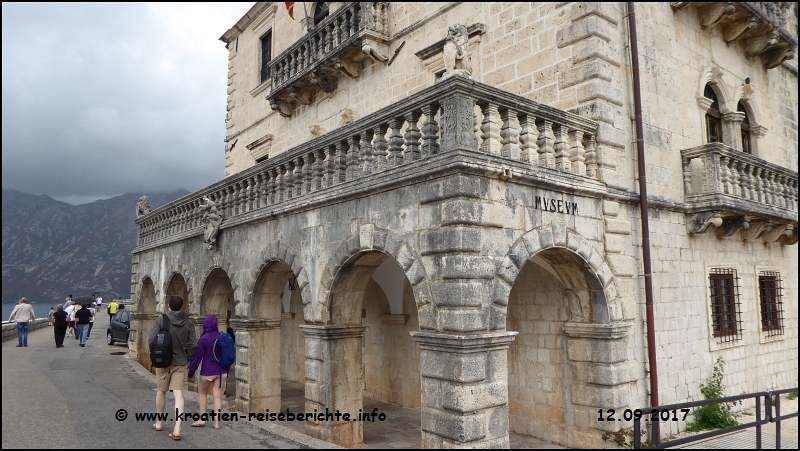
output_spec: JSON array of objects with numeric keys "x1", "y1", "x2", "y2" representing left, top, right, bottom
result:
[
  {"x1": 709, "y1": 268, "x2": 742, "y2": 343},
  {"x1": 758, "y1": 271, "x2": 784, "y2": 337}
]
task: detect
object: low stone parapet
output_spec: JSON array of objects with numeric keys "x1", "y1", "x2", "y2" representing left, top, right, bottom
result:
[{"x1": 2, "y1": 318, "x2": 50, "y2": 342}]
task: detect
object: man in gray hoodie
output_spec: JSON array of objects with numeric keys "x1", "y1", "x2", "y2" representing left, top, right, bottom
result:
[{"x1": 149, "y1": 295, "x2": 197, "y2": 440}]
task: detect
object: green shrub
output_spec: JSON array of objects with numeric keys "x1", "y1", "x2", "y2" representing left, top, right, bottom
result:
[
  {"x1": 687, "y1": 357, "x2": 741, "y2": 431},
  {"x1": 788, "y1": 391, "x2": 798, "y2": 401}
]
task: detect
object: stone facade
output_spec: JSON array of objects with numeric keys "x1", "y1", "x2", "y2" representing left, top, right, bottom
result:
[{"x1": 131, "y1": 2, "x2": 798, "y2": 448}]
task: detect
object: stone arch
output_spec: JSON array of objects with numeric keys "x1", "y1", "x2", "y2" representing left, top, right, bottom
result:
[
  {"x1": 197, "y1": 253, "x2": 238, "y2": 316},
  {"x1": 164, "y1": 271, "x2": 190, "y2": 313},
  {"x1": 139, "y1": 276, "x2": 158, "y2": 314},
  {"x1": 696, "y1": 65, "x2": 731, "y2": 112},
  {"x1": 317, "y1": 224, "x2": 433, "y2": 327},
  {"x1": 248, "y1": 240, "x2": 309, "y2": 319},
  {"x1": 731, "y1": 88, "x2": 767, "y2": 155},
  {"x1": 491, "y1": 222, "x2": 620, "y2": 328},
  {"x1": 200, "y1": 267, "x2": 236, "y2": 329}
]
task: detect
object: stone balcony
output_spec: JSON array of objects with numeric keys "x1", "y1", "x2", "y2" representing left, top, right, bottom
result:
[
  {"x1": 135, "y1": 75, "x2": 603, "y2": 250},
  {"x1": 671, "y1": 2, "x2": 797, "y2": 69},
  {"x1": 682, "y1": 142, "x2": 799, "y2": 244},
  {"x1": 266, "y1": 2, "x2": 390, "y2": 117}
]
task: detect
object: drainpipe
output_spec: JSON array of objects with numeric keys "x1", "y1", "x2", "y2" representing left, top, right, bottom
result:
[{"x1": 627, "y1": 3, "x2": 659, "y2": 410}]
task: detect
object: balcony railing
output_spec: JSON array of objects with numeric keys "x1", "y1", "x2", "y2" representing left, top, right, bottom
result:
[
  {"x1": 135, "y1": 75, "x2": 599, "y2": 248},
  {"x1": 682, "y1": 142, "x2": 798, "y2": 242},
  {"x1": 266, "y1": 2, "x2": 389, "y2": 117}
]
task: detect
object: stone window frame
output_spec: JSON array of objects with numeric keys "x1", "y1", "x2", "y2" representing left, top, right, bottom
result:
[
  {"x1": 703, "y1": 84, "x2": 724, "y2": 144},
  {"x1": 755, "y1": 266, "x2": 787, "y2": 344},
  {"x1": 249, "y1": 8, "x2": 277, "y2": 98},
  {"x1": 732, "y1": 93, "x2": 767, "y2": 158},
  {"x1": 703, "y1": 263, "x2": 746, "y2": 352}
]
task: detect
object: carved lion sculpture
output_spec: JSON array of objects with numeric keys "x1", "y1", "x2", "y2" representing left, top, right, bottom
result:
[
  {"x1": 442, "y1": 23, "x2": 471, "y2": 78},
  {"x1": 136, "y1": 196, "x2": 151, "y2": 217}
]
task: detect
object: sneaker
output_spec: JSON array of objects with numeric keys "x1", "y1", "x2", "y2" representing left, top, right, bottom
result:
[
  {"x1": 23, "y1": 344, "x2": 28, "y2": 347},
  {"x1": 16, "y1": 345, "x2": 23, "y2": 347},
  {"x1": 80, "y1": 344, "x2": 85, "y2": 347}
]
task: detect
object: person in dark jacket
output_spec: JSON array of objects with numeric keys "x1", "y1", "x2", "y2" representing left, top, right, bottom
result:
[
  {"x1": 149, "y1": 295, "x2": 196, "y2": 440},
  {"x1": 53, "y1": 304, "x2": 68, "y2": 348},
  {"x1": 187, "y1": 315, "x2": 226, "y2": 429}
]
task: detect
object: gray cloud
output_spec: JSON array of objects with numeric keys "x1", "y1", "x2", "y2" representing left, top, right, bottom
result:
[{"x1": 2, "y1": 3, "x2": 252, "y2": 204}]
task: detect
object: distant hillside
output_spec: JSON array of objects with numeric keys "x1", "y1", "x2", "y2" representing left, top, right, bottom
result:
[{"x1": 2, "y1": 189, "x2": 189, "y2": 303}]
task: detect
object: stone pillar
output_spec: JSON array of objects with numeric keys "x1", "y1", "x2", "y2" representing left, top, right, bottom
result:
[
  {"x1": 300, "y1": 324, "x2": 368, "y2": 447},
  {"x1": 132, "y1": 312, "x2": 160, "y2": 372},
  {"x1": 411, "y1": 331, "x2": 517, "y2": 448},
  {"x1": 723, "y1": 111, "x2": 745, "y2": 151},
  {"x1": 230, "y1": 318, "x2": 282, "y2": 413},
  {"x1": 562, "y1": 322, "x2": 635, "y2": 445}
]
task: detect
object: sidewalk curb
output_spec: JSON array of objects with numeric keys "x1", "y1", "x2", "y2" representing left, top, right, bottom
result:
[{"x1": 124, "y1": 353, "x2": 342, "y2": 449}]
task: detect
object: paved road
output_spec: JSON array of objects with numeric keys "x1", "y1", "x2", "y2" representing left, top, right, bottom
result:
[{"x1": 1, "y1": 314, "x2": 310, "y2": 449}]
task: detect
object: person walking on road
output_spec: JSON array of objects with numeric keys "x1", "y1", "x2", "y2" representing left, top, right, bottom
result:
[
  {"x1": 65, "y1": 302, "x2": 76, "y2": 337},
  {"x1": 149, "y1": 295, "x2": 196, "y2": 441},
  {"x1": 188, "y1": 315, "x2": 227, "y2": 429},
  {"x1": 48, "y1": 307, "x2": 55, "y2": 326},
  {"x1": 108, "y1": 299, "x2": 118, "y2": 322},
  {"x1": 53, "y1": 304, "x2": 68, "y2": 348},
  {"x1": 87, "y1": 304, "x2": 96, "y2": 338},
  {"x1": 74, "y1": 303, "x2": 92, "y2": 347},
  {"x1": 8, "y1": 297, "x2": 36, "y2": 347}
]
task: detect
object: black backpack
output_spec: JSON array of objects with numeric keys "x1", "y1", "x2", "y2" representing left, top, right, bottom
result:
[{"x1": 150, "y1": 314, "x2": 173, "y2": 368}]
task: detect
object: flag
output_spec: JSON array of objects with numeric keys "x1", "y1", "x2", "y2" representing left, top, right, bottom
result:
[{"x1": 285, "y1": 2, "x2": 295, "y2": 20}]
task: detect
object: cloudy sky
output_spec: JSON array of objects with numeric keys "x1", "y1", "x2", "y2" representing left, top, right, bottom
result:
[{"x1": 2, "y1": 2, "x2": 253, "y2": 205}]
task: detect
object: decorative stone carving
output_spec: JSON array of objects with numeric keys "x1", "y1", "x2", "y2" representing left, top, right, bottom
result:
[
  {"x1": 361, "y1": 38, "x2": 390, "y2": 62},
  {"x1": 289, "y1": 88, "x2": 312, "y2": 106},
  {"x1": 333, "y1": 57, "x2": 361, "y2": 78},
  {"x1": 136, "y1": 196, "x2": 151, "y2": 217},
  {"x1": 688, "y1": 211, "x2": 724, "y2": 234},
  {"x1": 717, "y1": 215, "x2": 750, "y2": 237},
  {"x1": 740, "y1": 220, "x2": 770, "y2": 241},
  {"x1": 200, "y1": 196, "x2": 224, "y2": 250},
  {"x1": 309, "y1": 124, "x2": 327, "y2": 139},
  {"x1": 339, "y1": 108, "x2": 358, "y2": 127},
  {"x1": 762, "y1": 223, "x2": 793, "y2": 243},
  {"x1": 269, "y1": 98, "x2": 293, "y2": 117},
  {"x1": 416, "y1": 23, "x2": 485, "y2": 78},
  {"x1": 442, "y1": 24, "x2": 472, "y2": 78},
  {"x1": 309, "y1": 72, "x2": 337, "y2": 93}
]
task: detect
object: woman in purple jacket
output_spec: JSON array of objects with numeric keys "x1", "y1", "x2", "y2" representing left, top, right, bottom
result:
[{"x1": 187, "y1": 315, "x2": 227, "y2": 429}]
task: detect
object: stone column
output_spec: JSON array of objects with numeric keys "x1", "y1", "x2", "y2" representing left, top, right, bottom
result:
[
  {"x1": 230, "y1": 318, "x2": 282, "y2": 413},
  {"x1": 411, "y1": 331, "x2": 517, "y2": 448},
  {"x1": 562, "y1": 322, "x2": 635, "y2": 445},
  {"x1": 300, "y1": 324, "x2": 368, "y2": 447},
  {"x1": 723, "y1": 111, "x2": 745, "y2": 151}
]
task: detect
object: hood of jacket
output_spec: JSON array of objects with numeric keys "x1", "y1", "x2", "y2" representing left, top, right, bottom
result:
[
  {"x1": 202, "y1": 315, "x2": 218, "y2": 335},
  {"x1": 166, "y1": 311, "x2": 189, "y2": 327}
]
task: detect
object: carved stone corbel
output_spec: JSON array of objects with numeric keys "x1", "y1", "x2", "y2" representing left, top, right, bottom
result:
[
  {"x1": 722, "y1": 17, "x2": 758, "y2": 42},
  {"x1": 717, "y1": 215, "x2": 750, "y2": 237},
  {"x1": 269, "y1": 98, "x2": 294, "y2": 117},
  {"x1": 309, "y1": 72, "x2": 337, "y2": 93},
  {"x1": 763, "y1": 47, "x2": 795, "y2": 70},
  {"x1": 289, "y1": 87, "x2": 312, "y2": 106},
  {"x1": 778, "y1": 225, "x2": 798, "y2": 246},
  {"x1": 698, "y1": 2, "x2": 736, "y2": 28},
  {"x1": 740, "y1": 221, "x2": 769, "y2": 241},
  {"x1": 688, "y1": 211, "x2": 723, "y2": 234},
  {"x1": 762, "y1": 223, "x2": 793, "y2": 243},
  {"x1": 744, "y1": 31, "x2": 780, "y2": 57},
  {"x1": 361, "y1": 38, "x2": 389, "y2": 62},
  {"x1": 339, "y1": 108, "x2": 357, "y2": 127},
  {"x1": 333, "y1": 57, "x2": 361, "y2": 78}
]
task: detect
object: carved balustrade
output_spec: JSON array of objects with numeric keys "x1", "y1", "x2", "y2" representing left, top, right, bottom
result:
[
  {"x1": 682, "y1": 142, "x2": 798, "y2": 244},
  {"x1": 267, "y1": 2, "x2": 390, "y2": 117},
  {"x1": 135, "y1": 75, "x2": 599, "y2": 247}
]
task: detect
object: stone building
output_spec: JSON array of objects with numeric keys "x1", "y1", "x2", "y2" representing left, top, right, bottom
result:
[{"x1": 129, "y1": 2, "x2": 798, "y2": 448}]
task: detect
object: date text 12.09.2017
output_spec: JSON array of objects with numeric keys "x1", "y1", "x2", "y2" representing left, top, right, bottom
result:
[{"x1": 597, "y1": 408, "x2": 690, "y2": 422}]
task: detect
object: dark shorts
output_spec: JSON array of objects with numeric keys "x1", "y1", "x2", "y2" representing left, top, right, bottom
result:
[{"x1": 69, "y1": 321, "x2": 75, "y2": 328}]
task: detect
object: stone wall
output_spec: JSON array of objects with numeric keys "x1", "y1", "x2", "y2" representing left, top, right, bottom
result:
[{"x1": 2, "y1": 318, "x2": 50, "y2": 342}]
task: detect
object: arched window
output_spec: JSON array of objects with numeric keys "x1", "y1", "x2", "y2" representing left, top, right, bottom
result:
[
  {"x1": 704, "y1": 85, "x2": 722, "y2": 143},
  {"x1": 314, "y1": 2, "x2": 329, "y2": 25},
  {"x1": 738, "y1": 102, "x2": 751, "y2": 154}
]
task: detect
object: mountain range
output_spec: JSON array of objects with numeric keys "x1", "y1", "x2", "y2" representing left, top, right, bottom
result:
[{"x1": 2, "y1": 189, "x2": 189, "y2": 304}]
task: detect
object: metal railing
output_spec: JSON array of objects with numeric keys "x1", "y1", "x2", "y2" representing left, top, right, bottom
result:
[{"x1": 633, "y1": 388, "x2": 798, "y2": 449}]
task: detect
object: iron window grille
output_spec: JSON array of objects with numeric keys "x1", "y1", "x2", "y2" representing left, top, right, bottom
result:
[
  {"x1": 260, "y1": 31, "x2": 272, "y2": 83},
  {"x1": 758, "y1": 271, "x2": 785, "y2": 337},
  {"x1": 709, "y1": 268, "x2": 743, "y2": 344}
]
